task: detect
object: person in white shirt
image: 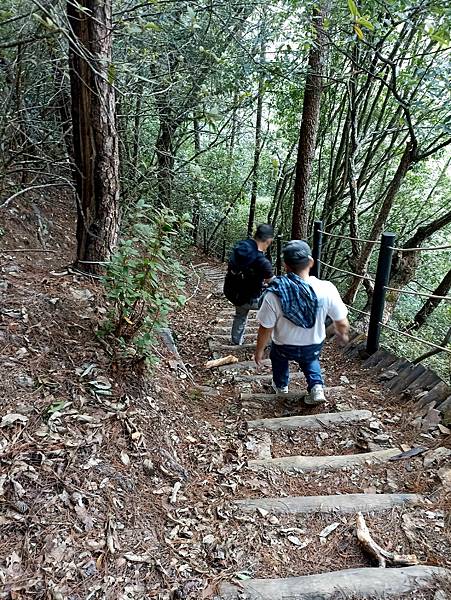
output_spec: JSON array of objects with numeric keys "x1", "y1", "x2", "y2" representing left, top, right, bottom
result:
[{"x1": 254, "y1": 240, "x2": 349, "y2": 405}]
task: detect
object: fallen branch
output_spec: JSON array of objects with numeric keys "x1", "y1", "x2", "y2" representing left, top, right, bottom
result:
[
  {"x1": 356, "y1": 512, "x2": 419, "y2": 567},
  {"x1": 205, "y1": 355, "x2": 239, "y2": 369}
]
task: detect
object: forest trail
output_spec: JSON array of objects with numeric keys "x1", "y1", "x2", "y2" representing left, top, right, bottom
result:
[{"x1": 189, "y1": 262, "x2": 451, "y2": 599}]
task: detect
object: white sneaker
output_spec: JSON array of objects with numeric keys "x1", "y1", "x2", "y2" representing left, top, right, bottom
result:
[
  {"x1": 271, "y1": 380, "x2": 289, "y2": 395},
  {"x1": 305, "y1": 384, "x2": 326, "y2": 405}
]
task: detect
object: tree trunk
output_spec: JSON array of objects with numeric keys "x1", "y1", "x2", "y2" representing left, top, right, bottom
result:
[
  {"x1": 291, "y1": 6, "x2": 327, "y2": 239},
  {"x1": 247, "y1": 34, "x2": 265, "y2": 238},
  {"x1": 155, "y1": 114, "x2": 176, "y2": 207},
  {"x1": 192, "y1": 115, "x2": 201, "y2": 243},
  {"x1": 343, "y1": 142, "x2": 415, "y2": 305},
  {"x1": 405, "y1": 267, "x2": 451, "y2": 331},
  {"x1": 67, "y1": 0, "x2": 120, "y2": 271},
  {"x1": 132, "y1": 81, "x2": 144, "y2": 172}
]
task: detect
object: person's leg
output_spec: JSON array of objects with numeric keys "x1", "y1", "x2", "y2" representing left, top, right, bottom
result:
[
  {"x1": 231, "y1": 304, "x2": 250, "y2": 345},
  {"x1": 297, "y1": 343, "x2": 324, "y2": 392},
  {"x1": 270, "y1": 343, "x2": 291, "y2": 390}
]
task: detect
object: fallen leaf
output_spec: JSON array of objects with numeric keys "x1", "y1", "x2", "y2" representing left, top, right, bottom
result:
[
  {"x1": 319, "y1": 522, "x2": 340, "y2": 538},
  {"x1": 1, "y1": 413, "x2": 28, "y2": 427},
  {"x1": 74, "y1": 504, "x2": 94, "y2": 530}
]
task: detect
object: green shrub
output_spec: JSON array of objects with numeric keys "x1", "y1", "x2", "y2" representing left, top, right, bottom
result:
[{"x1": 101, "y1": 202, "x2": 191, "y2": 364}]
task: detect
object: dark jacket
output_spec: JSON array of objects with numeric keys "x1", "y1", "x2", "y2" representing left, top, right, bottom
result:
[{"x1": 226, "y1": 239, "x2": 273, "y2": 303}]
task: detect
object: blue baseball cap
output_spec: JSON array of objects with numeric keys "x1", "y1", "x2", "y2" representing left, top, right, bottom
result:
[{"x1": 283, "y1": 240, "x2": 313, "y2": 267}]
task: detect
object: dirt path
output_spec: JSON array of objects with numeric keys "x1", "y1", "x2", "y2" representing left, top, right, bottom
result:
[
  {"x1": 0, "y1": 244, "x2": 450, "y2": 599},
  {"x1": 174, "y1": 260, "x2": 451, "y2": 599}
]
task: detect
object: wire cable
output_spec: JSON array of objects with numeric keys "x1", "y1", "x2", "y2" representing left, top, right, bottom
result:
[
  {"x1": 390, "y1": 244, "x2": 451, "y2": 252},
  {"x1": 380, "y1": 322, "x2": 451, "y2": 355},
  {"x1": 318, "y1": 260, "x2": 376, "y2": 282},
  {"x1": 319, "y1": 230, "x2": 381, "y2": 245},
  {"x1": 345, "y1": 303, "x2": 371, "y2": 317},
  {"x1": 383, "y1": 286, "x2": 451, "y2": 302}
]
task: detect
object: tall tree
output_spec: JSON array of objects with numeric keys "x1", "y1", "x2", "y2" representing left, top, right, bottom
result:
[
  {"x1": 247, "y1": 23, "x2": 266, "y2": 237},
  {"x1": 291, "y1": 5, "x2": 327, "y2": 239},
  {"x1": 67, "y1": 0, "x2": 120, "y2": 270}
]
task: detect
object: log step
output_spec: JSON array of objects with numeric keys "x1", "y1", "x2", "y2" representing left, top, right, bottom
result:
[
  {"x1": 233, "y1": 372, "x2": 307, "y2": 383},
  {"x1": 218, "y1": 359, "x2": 271, "y2": 371},
  {"x1": 234, "y1": 492, "x2": 422, "y2": 515},
  {"x1": 209, "y1": 342, "x2": 256, "y2": 352},
  {"x1": 219, "y1": 566, "x2": 451, "y2": 599},
  {"x1": 211, "y1": 326, "x2": 259, "y2": 335},
  {"x1": 247, "y1": 409, "x2": 372, "y2": 431},
  {"x1": 240, "y1": 386, "x2": 343, "y2": 402},
  {"x1": 248, "y1": 448, "x2": 400, "y2": 473},
  {"x1": 209, "y1": 334, "x2": 257, "y2": 343}
]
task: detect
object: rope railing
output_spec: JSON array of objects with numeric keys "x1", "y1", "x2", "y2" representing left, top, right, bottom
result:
[
  {"x1": 380, "y1": 322, "x2": 451, "y2": 355},
  {"x1": 318, "y1": 259, "x2": 375, "y2": 282},
  {"x1": 383, "y1": 285, "x2": 451, "y2": 302},
  {"x1": 389, "y1": 244, "x2": 451, "y2": 252},
  {"x1": 319, "y1": 230, "x2": 381, "y2": 245},
  {"x1": 345, "y1": 303, "x2": 371, "y2": 317},
  {"x1": 311, "y1": 221, "x2": 450, "y2": 360}
]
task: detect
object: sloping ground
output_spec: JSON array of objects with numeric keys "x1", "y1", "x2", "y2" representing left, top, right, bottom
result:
[
  {"x1": 172, "y1": 262, "x2": 451, "y2": 599},
  {"x1": 0, "y1": 205, "x2": 450, "y2": 600}
]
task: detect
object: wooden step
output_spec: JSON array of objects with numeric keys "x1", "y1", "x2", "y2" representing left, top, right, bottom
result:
[
  {"x1": 247, "y1": 409, "x2": 372, "y2": 431},
  {"x1": 248, "y1": 448, "x2": 400, "y2": 474},
  {"x1": 234, "y1": 492, "x2": 422, "y2": 515},
  {"x1": 233, "y1": 372, "x2": 307, "y2": 383},
  {"x1": 216, "y1": 318, "x2": 258, "y2": 325},
  {"x1": 389, "y1": 364, "x2": 427, "y2": 394},
  {"x1": 211, "y1": 326, "x2": 259, "y2": 335},
  {"x1": 208, "y1": 342, "x2": 256, "y2": 352},
  {"x1": 240, "y1": 386, "x2": 343, "y2": 402},
  {"x1": 220, "y1": 566, "x2": 451, "y2": 599},
  {"x1": 218, "y1": 359, "x2": 271, "y2": 371},
  {"x1": 209, "y1": 334, "x2": 257, "y2": 343}
]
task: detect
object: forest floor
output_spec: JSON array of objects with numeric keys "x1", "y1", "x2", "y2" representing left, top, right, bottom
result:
[{"x1": 0, "y1": 195, "x2": 450, "y2": 599}]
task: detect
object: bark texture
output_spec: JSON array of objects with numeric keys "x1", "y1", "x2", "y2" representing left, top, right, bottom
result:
[
  {"x1": 291, "y1": 7, "x2": 326, "y2": 239},
  {"x1": 67, "y1": 0, "x2": 120, "y2": 270}
]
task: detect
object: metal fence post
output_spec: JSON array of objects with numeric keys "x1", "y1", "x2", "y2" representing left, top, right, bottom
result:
[
  {"x1": 366, "y1": 232, "x2": 396, "y2": 354},
  {"x1": 276, "y1": 234, "x2": 282, "y2": 275},
  {"x1": 310, "y1": 220, "x2": 323, "y2": 278}
]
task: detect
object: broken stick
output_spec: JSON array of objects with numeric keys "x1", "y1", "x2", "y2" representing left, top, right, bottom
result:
[
  {"x1": 356, "y1": 512, "x2": 419, "y2": 568},
  {"x1": 205, "y1": 355, "x2": 239, "y2": 369}
]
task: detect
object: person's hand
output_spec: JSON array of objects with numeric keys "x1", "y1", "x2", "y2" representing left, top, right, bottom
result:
[
  {"x1": 254, "y1": 349, "x2": 265, "y2": 365},
  {"x1": 335, "y1": 331, "x2": 349, "y2": 346}
]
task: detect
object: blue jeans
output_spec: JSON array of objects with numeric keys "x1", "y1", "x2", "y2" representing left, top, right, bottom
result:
[{"x1": 270, "y1": 342, "x2": 324, "y2": 391}]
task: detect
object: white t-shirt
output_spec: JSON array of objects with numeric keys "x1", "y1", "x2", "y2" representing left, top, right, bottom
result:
[{"x1": 257, "y1": 276, "x2": 348, "y2": 346}]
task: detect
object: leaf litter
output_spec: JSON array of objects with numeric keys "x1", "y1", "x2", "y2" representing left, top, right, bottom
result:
[{"x1": 0, "y1": 249, "x2": 450, "y2": 599}]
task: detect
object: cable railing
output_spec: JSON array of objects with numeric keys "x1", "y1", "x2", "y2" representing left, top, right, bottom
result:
[
  {"x1": 390, "y1": 244, "x2": 451, "y2": 252},
  {"x1": 199, "y1": 219, "x2": 450, "y2": 362},
  {"x1": 310, "y1": 221, "x2": 451, "y2": 359},
  {"x1": 319, "y1": 230, "x2": 381, "y2": 245},
  {"x1": 345, "y1": 303, "x2": 371, "y2": 317},
  {"x1": 379, "y1": 322, "x2": 451, "y2": 355},
  {"x1": 318, "y1": 259, "x2": 375, "y2": 282},
  {"x1": 383, "y1": 285, "x2": 451, "y2": 302}
]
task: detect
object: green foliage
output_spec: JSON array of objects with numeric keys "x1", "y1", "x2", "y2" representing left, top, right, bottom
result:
[{"x1": 101, "y1": 203, "x2": 192, "y2": 364}]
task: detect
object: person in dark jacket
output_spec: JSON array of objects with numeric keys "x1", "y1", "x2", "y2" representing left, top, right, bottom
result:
[{"x1": 224, "y1": 224, "x2": 274, "y2": 345}]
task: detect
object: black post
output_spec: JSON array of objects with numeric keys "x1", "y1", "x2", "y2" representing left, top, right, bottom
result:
[
  {"x1": 366, "y1": 231, "x2": 396, "y2": 354},
  {"x1": 203, "y1": 228, "x2": 207, "y2": 254},
  {"x1": 276, "y1": 234, "x2": 282, "y2": 275},
  {"x1": 310, "y1": 220, "x2": 323, "y2": 278}
]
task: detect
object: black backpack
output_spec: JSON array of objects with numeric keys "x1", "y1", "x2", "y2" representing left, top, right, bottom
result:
[{"x1": 223, "y1": 265, "x2": 257, "y2": 306}]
